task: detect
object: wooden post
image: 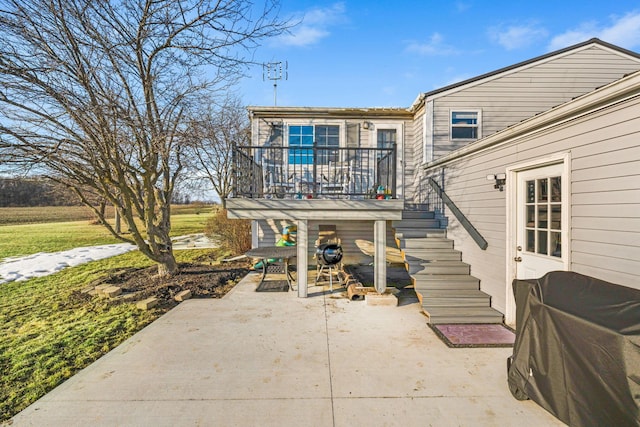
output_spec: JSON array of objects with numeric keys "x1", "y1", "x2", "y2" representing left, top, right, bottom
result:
[
  {"x1": 297, "y1": 219, "x2": 308, "y2": 297},
  {"x1": 374, "y1": 220, "x2": 387, "y2": 294}
]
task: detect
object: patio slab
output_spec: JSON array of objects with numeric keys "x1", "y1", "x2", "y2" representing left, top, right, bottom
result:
[{"x1": 9, "y1": 273, "x2": 564, "y2": 426}]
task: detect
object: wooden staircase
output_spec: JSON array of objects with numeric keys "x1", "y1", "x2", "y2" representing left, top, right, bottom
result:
[{"x1": 394, "y1": 206, "x2": 503, "y2": 324}]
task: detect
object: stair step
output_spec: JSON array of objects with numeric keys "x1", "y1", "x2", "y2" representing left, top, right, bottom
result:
[
  {"x1": 392, "y1": 219, "x2": 442, "y2": 229},
  {"x1": 412, "y1": 275, "x2": 480, "y2": 290},
  {"x1": 422, "y1": 306, "x2": 504, "y2": 324},
  {"x1": 403, "y1": 203, "x2": 430, "y2": 210},
  {"x1": 395, "y1": 229, "x2": 447, "y2": 239},
  {"x1": 403, "y1": 250, "x2": 462, "y2": 261},
  {"x1": 401, "y1": 210, "x2": 436, "y2": 220},
  {"x1": 416, "y1": 289, "x2": 491, "y2": 307},
  {"x1": 406, "y1": 261, "x2": 470, "y2": 275},
  {"x1": 399, "y1": 238, "x2": 454, "y2": 250},
  {"x1": 397, "y1": 237, "x2": 455, "y2": 249}
]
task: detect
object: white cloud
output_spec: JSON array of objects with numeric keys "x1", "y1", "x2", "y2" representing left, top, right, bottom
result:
[
  {"x1": 275, "y1": 3, "x2": 347, "y2": 47},
  {"x1": 488, "y1": 24, "x2": 548, "y2": 50},
  {"x1": 548, "y1": 11, "x2": 640, "y2": 51},
  {"x1": 455, "y1": 2, "x2": 471, "y2": 13},
  {"x1": 405, "y1": 33, "x2": 459, "y2": 56}
]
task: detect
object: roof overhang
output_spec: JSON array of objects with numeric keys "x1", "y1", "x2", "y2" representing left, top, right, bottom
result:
[{"x1": 247, "y1": 106, "x2": 412, "y2": 120}]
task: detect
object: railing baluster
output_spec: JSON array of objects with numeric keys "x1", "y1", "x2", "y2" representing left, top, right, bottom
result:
[{"x1": 232, "y1": 145, "x2": 397, "y2": 200}]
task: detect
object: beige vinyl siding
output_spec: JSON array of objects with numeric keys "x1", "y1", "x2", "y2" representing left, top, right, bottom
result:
[
  {"x1": 423, "y1": 83, "x2": 640, "y2": 313},
  {"x1": 430, "y1": 46, "x2": 640, "y2": 161}
]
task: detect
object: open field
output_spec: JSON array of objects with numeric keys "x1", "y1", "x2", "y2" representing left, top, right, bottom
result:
[
  {"x1": 0, "y1": 205, "x2": 217, "y2": 260},
  {"x1": 0, "y1": 203, "x2": 215, "y2": 226},
  {"x1": 0, "y1": 204, "x2": 243, "y2": 422}
]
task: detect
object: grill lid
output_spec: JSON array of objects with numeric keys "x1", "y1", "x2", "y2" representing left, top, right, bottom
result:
[{"x1": 316, "y1": 243, "x2": 343, "y2": 265}]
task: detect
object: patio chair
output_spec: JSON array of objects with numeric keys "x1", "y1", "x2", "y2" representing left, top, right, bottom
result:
[
  {"x1": 262, "y1": 159, "x2": 294, "y2": 198},
  {"x1": 320, "y1": 160, "x2": 352, "y2": 198}
]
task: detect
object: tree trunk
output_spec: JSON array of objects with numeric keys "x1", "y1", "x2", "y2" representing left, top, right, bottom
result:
[{"x1": 157, "y1": 253, "x2": 179, "y2": 277}]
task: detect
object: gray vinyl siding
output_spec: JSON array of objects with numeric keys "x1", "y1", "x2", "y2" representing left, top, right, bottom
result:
[
  {"x1": 406, "y1": 105, "x2": 425, "y2": 202},
  {"x1": 423, "y1": 82, "x2": 640, "y2": 314},
  {"x1": 430, "y1": 46, "x2": 640, "y2": 161},
  {"x1": 255, "y1": 219, "x2": 396, "y2": 266}
]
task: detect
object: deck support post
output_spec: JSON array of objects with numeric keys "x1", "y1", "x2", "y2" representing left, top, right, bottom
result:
[
  {"x1": 374, "y1": 220, "x2": 387, "y2": 294},
  {"x1": 297, "y1": 219, "x2": 309, "y2": 297}
]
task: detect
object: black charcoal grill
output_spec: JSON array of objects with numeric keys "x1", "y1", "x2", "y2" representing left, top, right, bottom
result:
[
  {"x1": 316, "y1": 243, "x2": 343, "y2": 266},
  {"x1": 315, "y1": 243, "x2": 343, "y2": 292}
]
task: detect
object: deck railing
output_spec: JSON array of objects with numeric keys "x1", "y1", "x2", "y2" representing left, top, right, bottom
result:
[{"x1": 231, "y1": 144, "x2": 397, "y2": 199}]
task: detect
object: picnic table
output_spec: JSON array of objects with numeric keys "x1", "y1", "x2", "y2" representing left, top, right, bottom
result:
[{"x1": 245, "y1": 246, "x2": 297, "y2": 291}]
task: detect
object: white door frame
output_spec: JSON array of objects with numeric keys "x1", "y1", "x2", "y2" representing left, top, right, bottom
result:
[{"x1": 505, "y1": 152, "x2": 571, "y2": 325}]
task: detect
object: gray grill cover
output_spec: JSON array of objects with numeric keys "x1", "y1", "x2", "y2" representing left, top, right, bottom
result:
[{"x1": 508, "y1": 271, "x2": 640, "y2": 427}]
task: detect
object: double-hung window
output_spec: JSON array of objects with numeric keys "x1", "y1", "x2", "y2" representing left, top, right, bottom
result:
[
  {"x1": 450, "y1": 110, "x2": 480, "y2": 140},
  {"x1": 315, "y1": 125, "x2": 340, "y2": 164},
  {"x1": 288, "y1": 125, "x2": 339, "y2": 165}
]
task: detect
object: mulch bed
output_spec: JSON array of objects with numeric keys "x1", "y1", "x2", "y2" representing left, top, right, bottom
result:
[{"x1": 72, "y1": 259, "x2": 251, "y2": 311}]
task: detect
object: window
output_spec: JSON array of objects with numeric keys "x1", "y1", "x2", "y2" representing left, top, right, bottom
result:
[
  {"x1": 525, "y1": 176, "x2": 562, "y2": 257},
  {"x1": 451, "y1": 110, "x2": 480, "y2": 140},
  {"x1": 377, "y1": 129, "x2": 396, "y2": 159},
  {"x1": 288, "y1": 125, "x2": 313, "y2": 164},
  {"x1": 377, "y1": 129, "x2": 396, "y2": 149},
  {"x1": 315, "y1": 125, "x2": 339, "y2": 164},
  {"x1": 287, "y1": 125, "x2": 339, "y2": 165}
]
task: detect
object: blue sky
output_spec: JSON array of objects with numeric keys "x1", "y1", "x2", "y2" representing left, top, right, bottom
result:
[{"x1": 237, "y1": 1, "x2": 640, "y2": 108}]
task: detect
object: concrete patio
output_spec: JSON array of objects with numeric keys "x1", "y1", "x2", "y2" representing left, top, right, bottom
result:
[{"x1": 10, "y1": 273, "x2": 564, "y2": 426}]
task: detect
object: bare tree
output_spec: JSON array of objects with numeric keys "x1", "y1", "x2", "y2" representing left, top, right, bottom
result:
[
  {"x1": 0, "y1": 0, "x2": 288, "y2": 275},
  {"x1": 186, "y1": 96, "x2": 249, "y2": 208}
]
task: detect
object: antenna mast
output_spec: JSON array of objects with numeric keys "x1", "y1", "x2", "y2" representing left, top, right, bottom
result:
[{"x1": 263, "y1": 61, "x2": 288, "y2": 106}]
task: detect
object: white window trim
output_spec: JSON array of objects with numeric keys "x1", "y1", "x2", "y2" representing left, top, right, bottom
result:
[{"x1": 450, "y1": 109, "x2": 482, "y2": 141}]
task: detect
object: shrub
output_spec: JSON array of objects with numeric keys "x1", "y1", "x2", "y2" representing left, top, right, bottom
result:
[{"x1": 204, "y1": 208, "x2": 251, "y2": 255}]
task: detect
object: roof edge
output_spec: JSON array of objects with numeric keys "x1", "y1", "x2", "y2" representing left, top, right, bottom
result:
[{"x1": 409, "y1": 38, "x2": 640, "y2": 112}]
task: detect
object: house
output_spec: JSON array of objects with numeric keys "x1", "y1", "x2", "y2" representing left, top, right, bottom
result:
[{"x1": 227, "y1": 38, "x2": 640, "y2": 325}]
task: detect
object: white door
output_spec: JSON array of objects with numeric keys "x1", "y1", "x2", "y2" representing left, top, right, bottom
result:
[{"x1": 515, "y1": 164, "x2": 566, "y2": 279}]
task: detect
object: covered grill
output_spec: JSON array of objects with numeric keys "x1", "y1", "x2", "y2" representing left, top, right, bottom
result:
[{"x1": 316, "y1": 243, "x2": 343, "y2": 266}]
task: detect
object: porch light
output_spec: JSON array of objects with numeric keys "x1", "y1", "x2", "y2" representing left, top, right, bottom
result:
[
  {"x1": 486, "y1": 173, "x2": 506, "y2": 191},
  {"x1": 362, "y1": 121, "x2": 371, "y2": 129}
]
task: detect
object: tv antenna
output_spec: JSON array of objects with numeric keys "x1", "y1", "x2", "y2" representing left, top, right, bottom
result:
[{"x1": 263, "y1": 61, "x2": 288, "y2": 106}]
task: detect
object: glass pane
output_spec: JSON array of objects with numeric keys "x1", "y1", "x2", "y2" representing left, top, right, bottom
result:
[
  {"x1": 451, "y1": 127, "x2": 477, "y2": 139},
  {"x1": 550, "y1": 232, "x2": 562, "y2": 258},
  {"x1": 537, "y1": 230, "x2": 548, "y2": 255},
  {"x1": 537, "y1": 205, "x2": 548, "y2": 228},
  {"x1": 526, "y1": 205, "x2": 535, "y2": 227},
  {"x1": 452, "y1": 111, "x2": 477, "y2": 125},
  {"x1": 526, "y1": 180, "x2": 535, "y2": 203},
  {"x1": 377, "y1": 129, "x2": 397, "y2": 148},
  {"x1": 551, "y1": 176, "x2": 561, "y2": 202},
  {"x1": 289, "y1": 125, "x2": 301, "y2": 134},
  {"x1": 526, "y1": 230, "x2": 535, "y2": 252},
  {"x1": 537, "y1": 178, "x2": 548, "y2": 202},
  {"x1": 551, "y1": 205, "x2": 561, "y2": 230}
]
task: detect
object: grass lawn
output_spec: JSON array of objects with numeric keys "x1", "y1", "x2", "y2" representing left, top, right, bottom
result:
[
  {"x1": 0, "y1": 206, "x2": 230, "y2": 422},
  {"x1": 0, "y1": 206, "x2": 216, "y2": 260}
]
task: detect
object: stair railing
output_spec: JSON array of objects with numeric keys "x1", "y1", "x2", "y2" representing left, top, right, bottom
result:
[{"x1": 428, "y1": 177, "x2": 488, "y2": 250}]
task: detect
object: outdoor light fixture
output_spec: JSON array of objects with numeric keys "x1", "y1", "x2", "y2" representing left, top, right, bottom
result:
[
  {"x1": 362, "y1": 121, "x2": 370, "y2": 129},
  {"x1": 486, "y1": 173, "x2": 506, "y2": 191}
]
